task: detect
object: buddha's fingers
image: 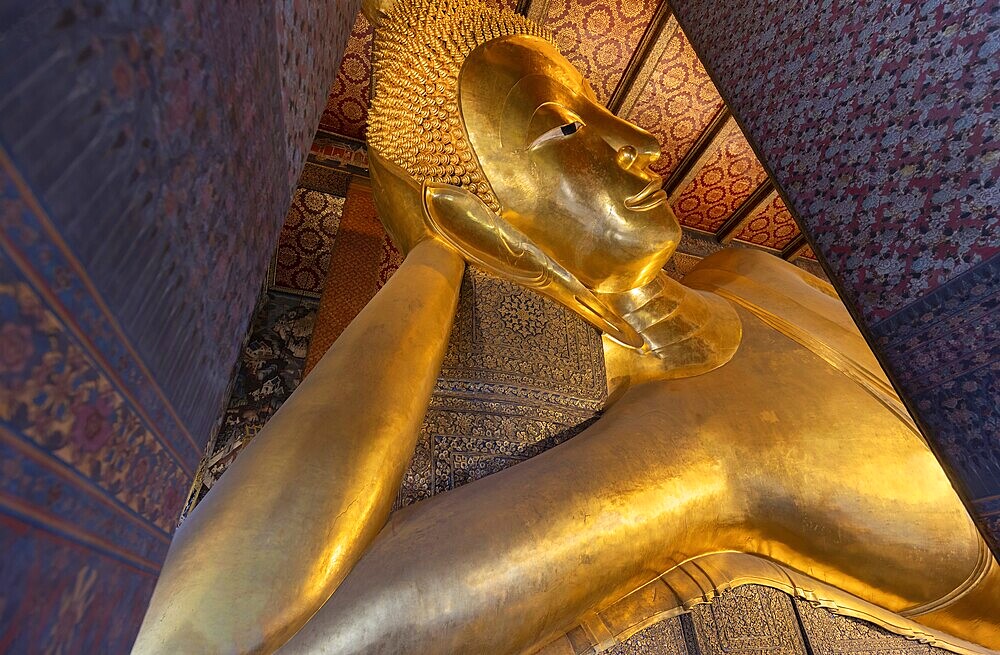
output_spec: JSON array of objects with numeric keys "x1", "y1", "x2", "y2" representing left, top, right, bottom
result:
[{"x1": 131, "y1": 238, "x2": 465, "y2": 655}]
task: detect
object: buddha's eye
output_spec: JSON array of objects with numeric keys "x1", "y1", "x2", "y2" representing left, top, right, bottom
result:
[{"x1": 528, "y1": 120, "x2": 585, "y2": 151}]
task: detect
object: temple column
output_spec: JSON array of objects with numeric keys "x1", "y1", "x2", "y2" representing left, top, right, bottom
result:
[
  {"x1": 0, "y1": 1, "x2": 360, "y2": 651},
  {"x1": 669, "y1": 0, "x2": 999, "y2": 553}
]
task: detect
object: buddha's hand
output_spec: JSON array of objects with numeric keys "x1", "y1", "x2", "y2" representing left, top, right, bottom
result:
[
  {"x1": 368, "y1": 148, "x2": 644, "y2": 348},
  {"x1": 369, "y1": 146, "x2": 539, "y2": 267}
]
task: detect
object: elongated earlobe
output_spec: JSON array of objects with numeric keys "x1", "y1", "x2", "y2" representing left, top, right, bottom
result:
[{"x1": 423, "y1": 181, "x2": 645, "y2": 348}]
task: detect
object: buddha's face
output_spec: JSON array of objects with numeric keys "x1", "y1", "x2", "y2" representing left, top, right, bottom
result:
[{"x1": 461, "y1": 36, "x2": 681, "y2": 294}]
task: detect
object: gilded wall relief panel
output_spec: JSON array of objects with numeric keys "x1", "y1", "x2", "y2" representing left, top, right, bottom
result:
[
  {"x1": 793, "y1": 598, "x2": 943, "y2": 655},
  {"x1": 689, "y1": 586, "x2": 808, "y2": 655},
  {"x1": 397, "y1": 267, "x2": 607, "y2": 507}
]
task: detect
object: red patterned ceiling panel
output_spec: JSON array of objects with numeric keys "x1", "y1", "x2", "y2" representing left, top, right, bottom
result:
[
  {"x1": 318, "y1": 13, "x2": 372, "y2": 140},
  {"x1": 536, "y1": 0, "x2": 661, "y2": 104},
  {"x1": 623, "y1": 18, "x2": 724, "y2": 178},
  {"x1": 668, "y1": 117, "x2": 769, "y2": 233},
  {"x1": 800, "y1": 245, "x2": 817, "y2": 260},
  {"x1": 734, "y1": 191, "x2": 801, "y2": 251}
]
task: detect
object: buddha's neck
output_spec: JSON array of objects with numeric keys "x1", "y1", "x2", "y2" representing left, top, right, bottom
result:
[{"x1": 597, "y1": 271, "x2": 743, "y2": 384}]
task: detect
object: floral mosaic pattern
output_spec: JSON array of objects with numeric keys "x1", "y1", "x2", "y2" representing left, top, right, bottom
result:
[
  {"x1": 0, "y1": 0, "x2": 348, "y2": 443},
  {"x1": 276, "y1": 0, "x2": 360, "y2": 192},
  {"x1": 669, "y1": 0, "x2": 999, "y2": 319},
  {"x1": 690, "y1": 586, "x2": 807, "y2": 655},
  {"x1": 669, "y1": 118, "x2": 770, "y2": 232},
  {"x1": 0, "y1": 274, "x2": 190, "y2": 533},
  {"x1": 0, "y1": 514, "x2": 156, "y2": 654},
  {"x1": 734, "y1": 191, "x2": 801, "y2": 251},
  {"x1": 565, "y1": 586, "x2": 950, "y2": 654},
  {"x1": 273, "y1": 189, "x2": 346, "y2": 296},
  {"x1": 0, "y1": 244, "x2": 183, "y2": 653},
  {"x1": 622, "y1": 16, "x2": 725, "y2": 178},
  {"x1": 608, "y1": 616, "x2": 695, "y2": 655},
  {"x1": 0, "y1": 0, "x2": 358, "y2": 649},
  {"x1": 794, "y1": 596, "x2": 942, "y2": 654}
]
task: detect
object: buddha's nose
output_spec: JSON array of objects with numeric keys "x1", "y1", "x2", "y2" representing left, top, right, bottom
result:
[{"x1": 611, "y1": 120, "x2": 661, "y2": 171}]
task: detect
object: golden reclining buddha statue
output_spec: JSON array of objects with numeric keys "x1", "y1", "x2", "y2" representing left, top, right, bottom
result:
[{"x1": 131, "y1": 0, "x2": 1000, "y2": 653}]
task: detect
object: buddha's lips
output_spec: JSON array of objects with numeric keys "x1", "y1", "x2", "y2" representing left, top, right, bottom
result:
[{"x1": 625, "y1": 176, "x2": 667, "y2": 211}]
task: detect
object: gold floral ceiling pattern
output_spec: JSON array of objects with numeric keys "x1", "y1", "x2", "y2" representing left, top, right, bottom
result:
[{"x1": 316, "y1": 0, "x2": 815, "y2": 258}]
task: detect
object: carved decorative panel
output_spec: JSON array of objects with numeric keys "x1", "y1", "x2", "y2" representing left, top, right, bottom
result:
[
  {"x1": 607, "y1": 616, "x2": 698, "y2": 655},
  {"x1": 794, "y1": 599, "x2": 944, "y2": 655},
  {"x1": 193, "y1": 293, "x2": 318, "y2": 505},
  {"x1": 689, "y1": 586, "x2": 808, "y2": 655},
  {"x1": 397, "y1": 267, "x2": 607, "y2": 507}
]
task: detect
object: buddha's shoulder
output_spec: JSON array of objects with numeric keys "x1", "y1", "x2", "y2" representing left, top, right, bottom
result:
[
  {"x1": 682, "y1": 248, "x2": 855, "y2": 344},
  {"x1": 681, "y1": 249, "x2": 913, "y2": 427}
]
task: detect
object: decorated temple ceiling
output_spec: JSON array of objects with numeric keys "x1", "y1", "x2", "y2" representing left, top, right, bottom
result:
[{"x1": 316, "y1": 0, "x2": 816, "y2": 259}]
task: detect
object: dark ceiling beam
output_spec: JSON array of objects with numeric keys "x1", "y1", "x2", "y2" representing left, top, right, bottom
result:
[
  {"x1": 607, "y1": 0, "x2": 673, "y2": 114},
  {"x1": 716, "y1": 179, "x2": 774, "y2": 244},
  {"x1": 781, "y1": 234, "x2": 809, "y2": 261},
  {"x1": 664, "y1": 106, "x2": 731, "y2": 196}
]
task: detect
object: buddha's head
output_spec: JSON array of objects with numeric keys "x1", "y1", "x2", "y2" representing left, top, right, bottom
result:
[{"x1": 364, "y1": 0, "x2": 681, "y2": 346}]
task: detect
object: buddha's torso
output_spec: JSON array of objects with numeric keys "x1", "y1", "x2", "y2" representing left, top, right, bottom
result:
[{"x1": 278, "y1": 251, "x2": 999, "y2": 655}]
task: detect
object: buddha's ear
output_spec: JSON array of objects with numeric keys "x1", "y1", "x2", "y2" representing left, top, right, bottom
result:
[{"x1": 423, "y1": 182, "x2": 645, "y2": 349}]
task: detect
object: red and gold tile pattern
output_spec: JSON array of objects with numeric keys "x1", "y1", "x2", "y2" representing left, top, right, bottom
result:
[
  {"x1": 734, "y1": 191, "x2": 800, "y2": 251},
  {"x1": 623, "y1": 17, "x2": 724, "y2": 178},
  {"x1": 318, "y1": 13, "x2": 373, "y2": 140},
  {"x1": 273, "y1": 188, "x2": 346, "y2": 295},
  {"x1": 535, "y1": 0, "x2": 660, "y2": 104},
  {"x1": 800, "y1": 245, "x2": 817, "y2": 260},
  {"x1": 668, "y1": 117, "x2": 769, "y2": 233}
]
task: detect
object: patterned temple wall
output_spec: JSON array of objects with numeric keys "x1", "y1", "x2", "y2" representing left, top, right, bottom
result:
[
  {"x1": 669, "y1": 0, "x2": 1000, "y2": 552},
  {"x1": 0, "y1": 2, "x2": 358, "y2": 651}
]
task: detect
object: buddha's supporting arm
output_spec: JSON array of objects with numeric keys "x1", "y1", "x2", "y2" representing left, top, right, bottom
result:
[
  {"x1": 131, "y1": 239, "x2": 465, "y2": 655},
  {"x1": 278, "y1": 311, "x2": 1000, "y2": 655}
]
